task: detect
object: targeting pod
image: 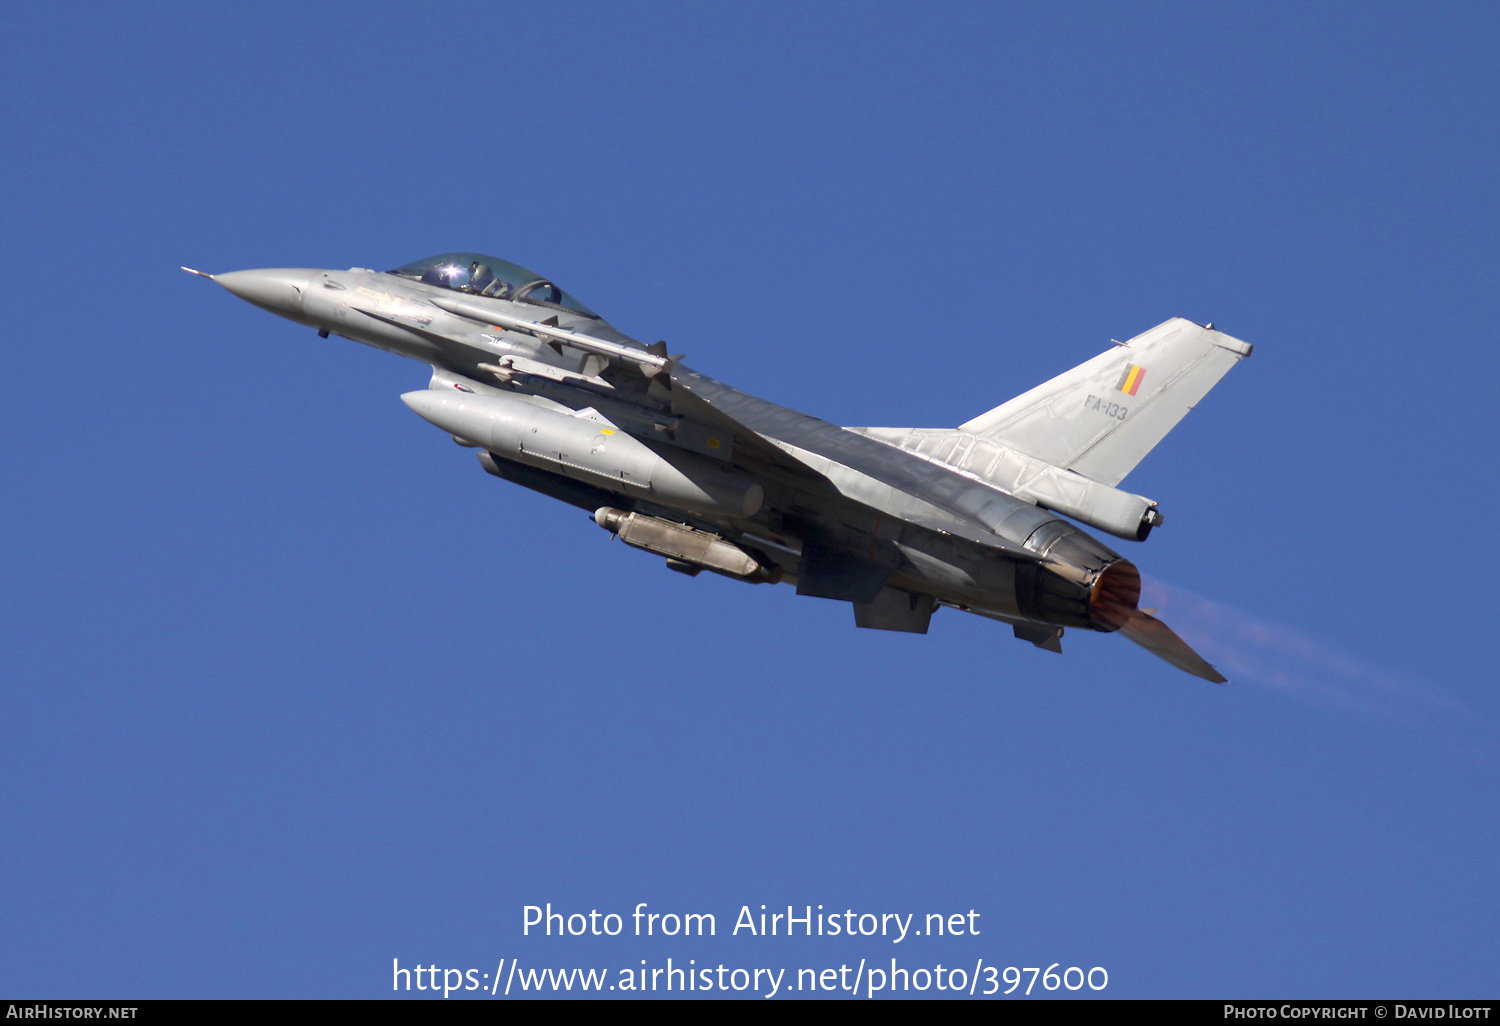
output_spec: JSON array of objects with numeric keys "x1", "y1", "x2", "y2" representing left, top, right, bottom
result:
[{"x1": 595, "y1": 508, "x2": 782, "y2": 583}]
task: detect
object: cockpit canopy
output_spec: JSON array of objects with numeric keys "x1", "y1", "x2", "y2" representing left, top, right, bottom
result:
[{"x1": 386, "y1": 252, "x2": 599, "y2": 318}]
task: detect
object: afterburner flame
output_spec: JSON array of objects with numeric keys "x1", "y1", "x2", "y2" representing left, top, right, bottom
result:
[{"x1": 1090, "y1": 560, "x2": 1141, "y2": 632}]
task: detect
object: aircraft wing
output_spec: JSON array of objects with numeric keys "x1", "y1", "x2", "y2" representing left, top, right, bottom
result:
[
  {"x1": 664, "y1": 365, "x2": 833, "y2": 481},
  {"x1": 669, "y1": 365, "x2": 1042, "y2": 559}
]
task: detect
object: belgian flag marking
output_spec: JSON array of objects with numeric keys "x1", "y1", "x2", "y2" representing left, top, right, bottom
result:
[{"x1": 1116, "y1": 364, "x2": 1146, "y2": 396}]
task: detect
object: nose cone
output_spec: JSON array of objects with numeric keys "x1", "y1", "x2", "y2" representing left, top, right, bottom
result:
[{"x1": 214, "y1": 268, "x2": 316, "y2": 320}]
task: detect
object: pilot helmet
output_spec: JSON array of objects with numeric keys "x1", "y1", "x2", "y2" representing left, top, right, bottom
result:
[{"x1": 468, "y1": 261, "x2": 496, "y2": 292}]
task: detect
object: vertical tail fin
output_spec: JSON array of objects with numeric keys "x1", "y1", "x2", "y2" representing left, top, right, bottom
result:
[{"x1": 959, "y1": 318, "x2": 1251, "y2": 487}]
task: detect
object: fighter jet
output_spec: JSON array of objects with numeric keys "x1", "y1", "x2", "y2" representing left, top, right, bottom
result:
[{"x1": 186, "y1": 253, "x2": 1250, "y2": 682}]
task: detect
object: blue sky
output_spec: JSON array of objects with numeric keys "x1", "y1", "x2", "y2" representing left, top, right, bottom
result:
[{"x1": 1, "y1": 2, "x2": 1496, "y2": 999}]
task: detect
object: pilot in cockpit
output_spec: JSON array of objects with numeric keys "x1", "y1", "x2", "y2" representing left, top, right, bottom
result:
[
  {"x1": 390, "y1": 253, "x2": 598, "y2": 317},
  {"x1": 466, "y1": 261, "x2": 512, "y2": 298}
]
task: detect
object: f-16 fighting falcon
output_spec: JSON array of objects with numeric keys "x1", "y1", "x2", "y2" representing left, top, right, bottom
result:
[{"x1": 186, "y1": 253, "x2": 1251, "y2": 682}]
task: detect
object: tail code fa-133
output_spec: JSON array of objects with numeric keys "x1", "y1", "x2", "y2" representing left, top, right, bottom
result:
[{"x1": 186, "y1": 253, "x2": 1250, "y2": 682}]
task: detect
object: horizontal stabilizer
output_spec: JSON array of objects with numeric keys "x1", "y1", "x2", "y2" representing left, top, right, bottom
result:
[
  {"x1": 960, "y1": 318, "x2": 1251, "y2": 487},
  {"x1": 1118, "y1": 608, "x2": 1227, "y2": 683}
]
